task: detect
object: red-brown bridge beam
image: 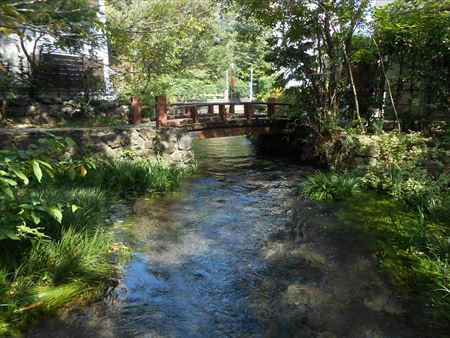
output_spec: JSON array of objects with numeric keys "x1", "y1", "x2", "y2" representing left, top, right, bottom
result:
[
  {"x1": 219, "y1": 104, "x2": 227, "y2": 121},
  {"x1": 192, "y1": 125, "x2": 284, "y2": 139},
  {"x1": 244, "y1": 103, "x2": 254, "y2": 120},
  {"x1": 229, "y1": 103, "x2": 235, "y2": 116},
  {"x1": 131, "y1": 96, "x2": 142, "y2": 125},
  {"x1": 190, "y1": 106, "x2": 200, "y2": 123},
  {"x1": 156, "y1": 95, "x2": 168, "y2": 127},
  {"x1": 268, "y1": 96, "x2": 276, "y2": 117}
]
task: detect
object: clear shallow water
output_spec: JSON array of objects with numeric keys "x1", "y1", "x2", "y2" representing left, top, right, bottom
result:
[
  {"x1": 27, "y1": 136, "x2": 423, "y2": 338},
  {"x1": 111, "y1": 137, "x2": 309, "y2": 337}
]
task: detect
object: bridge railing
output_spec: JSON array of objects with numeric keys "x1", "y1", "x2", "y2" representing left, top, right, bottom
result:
[{"x1": 153, "y1": 95, "x2": 291, "y2": 128}]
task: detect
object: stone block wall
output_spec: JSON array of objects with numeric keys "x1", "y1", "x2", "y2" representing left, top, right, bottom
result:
[
  {"x1": 0, "y1": 126, "x2": 194, "y2": 166},
  {"x1": 3, "y1": 98, "x2": 131, "y2": 126},
  {"x1": 351, "y1": 136, "x2": 381, "y2": 167}
]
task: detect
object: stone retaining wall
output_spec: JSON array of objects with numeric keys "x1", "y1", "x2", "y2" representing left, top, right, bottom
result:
[
  {"x1": 351, "y1": 136, "x2": 381, "y2": 167},
  {"x1": 0, "y1": 126, "x2": 194, "y2": 166},
  {"x1": 4, "y1": 98, "x2": 131, "y2": 126}
]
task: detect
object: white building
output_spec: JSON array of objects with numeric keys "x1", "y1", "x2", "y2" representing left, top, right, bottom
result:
[{"x1": 375, "y1": 0, "x2": 395, "y2": 7}]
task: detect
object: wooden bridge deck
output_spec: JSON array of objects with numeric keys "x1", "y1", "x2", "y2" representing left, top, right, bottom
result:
[
  {"x1": 130, "y1": 95, "x2": 292, "y2": 138},
  {"x1": 183, "y1": 118, "x2": 289, "y2": 139}
]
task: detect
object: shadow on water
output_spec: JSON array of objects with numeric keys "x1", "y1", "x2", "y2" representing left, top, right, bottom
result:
[{"x1": 27, "y1": 136, "x2": 426, "y2": 338}]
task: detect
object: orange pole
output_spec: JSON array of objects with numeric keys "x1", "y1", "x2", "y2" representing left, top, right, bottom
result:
[
  {"x1": 268, "y1": 97, "x2": 276, "y2": 117},
  {"x1": 131, "y1": 96, "x2": 142, "y2": 125},
  {"x1": 156, "y1": 95, "x2": 167, "y2": 127}
]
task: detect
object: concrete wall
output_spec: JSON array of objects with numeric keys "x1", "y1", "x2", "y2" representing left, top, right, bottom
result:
[{"x1": 0, "y1": 126, "x2": 194, "y2": 166}]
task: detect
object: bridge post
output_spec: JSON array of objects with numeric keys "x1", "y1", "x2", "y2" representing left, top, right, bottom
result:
[
  {"x1": 190, "y1": 106, "x2": 200, "y2": 123},
  {"x1": 229, "y1": 103, "x2": 235, "y2": 116},
  {"x1": 244, "y1": 103, "x2": 254, "y2": 120},
  {"x1": 130, "y1": 96, "x2": 142, "y2": 125},
  {"x1": 208, "y1": 105, "x2": 214, "y2": 115},
  {"x1": 219, "y1": 104, "x2": 227, "y2": 121},
  {"x1": 156, "y1": 95, "x2": 167, "y2": 127},
  {"x1": 268, "y1": 97, "x2": 276, "y2": 117}
]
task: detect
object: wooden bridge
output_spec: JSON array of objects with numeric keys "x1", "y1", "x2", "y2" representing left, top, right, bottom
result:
[{"x1": 131, "y1": 95, "x2": 292, "y2": 139}]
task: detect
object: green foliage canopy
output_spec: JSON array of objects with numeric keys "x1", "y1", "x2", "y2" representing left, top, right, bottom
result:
[
  {"x1": 236, "y1": 0, "x2": 370, "y2": 117},
  {"x1": 106, "y1": 0, "x2": 273, "y2": 101},
  {"x1": 374, "y1": 0, "x2": 450, "y2": 116}
]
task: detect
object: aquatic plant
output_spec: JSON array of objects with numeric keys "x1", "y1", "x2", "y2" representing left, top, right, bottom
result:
[{"x1": 300, "y1": 170, "x2": 361, "y2": 201}]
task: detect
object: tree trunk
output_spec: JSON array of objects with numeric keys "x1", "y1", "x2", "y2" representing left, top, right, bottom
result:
[
  {"x1": 323, "y1": 11, "x2": 338, "y2": 115},
  {"x1": 373, "y1": 39, "x2": 401, "y2": 131},
  {"x1": 342, "y1": 44, "x2": 364, "y2": 130},
  {"x1": 1, "y1": 98, "x2": 8, "y2": 122},
  {"x1": 19, "y1": 33, "x2": 44, "y2": 99}
]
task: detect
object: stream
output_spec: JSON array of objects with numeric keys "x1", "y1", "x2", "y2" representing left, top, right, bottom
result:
[{"x1": 28, "y1": 136, "x2": 425, "y2": 338}]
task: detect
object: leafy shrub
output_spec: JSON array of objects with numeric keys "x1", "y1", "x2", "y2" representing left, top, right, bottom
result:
[
  {"x1": 362, "y1": 163, "x2": 449, "y2": 224},
  {"x1": 362, "y1": 163, "x2": 404, "y2": 197},
  {"x1": 403, "y1": 175, "x2": 450, "y2": 223},
  {"x1": 356, "y1": 131, "x2": 429, "y2": 166},
  {"x1": 300, "y1": 170, "x2": 361, "y2": 201},
  {"x1": 0, "y1": 137, "x2": 82, "y2": 241},
  {"x1": 371, "y1": 119, "x2": 384, "y2": 135}
]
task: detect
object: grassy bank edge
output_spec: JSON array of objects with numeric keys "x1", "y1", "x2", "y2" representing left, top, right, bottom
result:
[
  {"x1": 334, "y1": 192, "x2": 449, "y2": 333},
  {"x1": 0, "y1": 157, "x2": 193, "y2": 336},
  {"x1": 298, "y1": 131, "x2": 449, "y2": 332}
]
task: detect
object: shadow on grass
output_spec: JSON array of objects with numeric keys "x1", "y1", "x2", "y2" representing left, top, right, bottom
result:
[{"x1": 335, "y1": 192, "x2": 450, "y2": 327}]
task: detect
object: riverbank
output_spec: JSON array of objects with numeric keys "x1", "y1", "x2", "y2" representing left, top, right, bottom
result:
[
  {"x1": 0, "y1": 139, "x2": 191, "y2": 336},
  {"x1": 299, "y1": 130, "x2": 450, "y2": 334},
  {"x1": 336, "y1": 192, "x2": 449, "y2": 335}
]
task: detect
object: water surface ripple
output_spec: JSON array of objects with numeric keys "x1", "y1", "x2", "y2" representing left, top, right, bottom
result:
[{"x1": 28, "y1": 136, "x2": 423, "y2": 338}]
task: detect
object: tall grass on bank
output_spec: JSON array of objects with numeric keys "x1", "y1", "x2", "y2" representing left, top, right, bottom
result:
[
  {"x1": 41, "y1": 187, "x2": 109, "y2": 235},
  {"x1": 0, "y1": 155, "x2": 190, "y2": 335},
  {"x1": 299, "y1": 170, "x2": 361, "y2": 201},
  {"x1": 26, "y1": 228, "x2": 114, "y2": 285},
  {"x1": 0, "y1": 186, "x2": 110, "y2": 271},
  {"x1": 58, "y1": 158, "x2": 189, "y2": 197},
  {"x1": 0, "y1": 227, "x2": 113, "y2": 333}
]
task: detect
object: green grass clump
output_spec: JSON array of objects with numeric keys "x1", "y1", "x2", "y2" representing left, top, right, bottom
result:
[
  {"x1": 26, "y1": 228, "x2": 114, "y2": 285},
  {"x1": 300, "y1": 170, "x2": 361, "y2": 201},
  {"x1": 41, "y1": 187, "x2": 109, "y2": 236},
  {"x1": 0, "y1": 228, "x2": 114, "y2": 329},
  {"x1": 59, "y1": 158, "x2": 189, "y2": 198}
]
